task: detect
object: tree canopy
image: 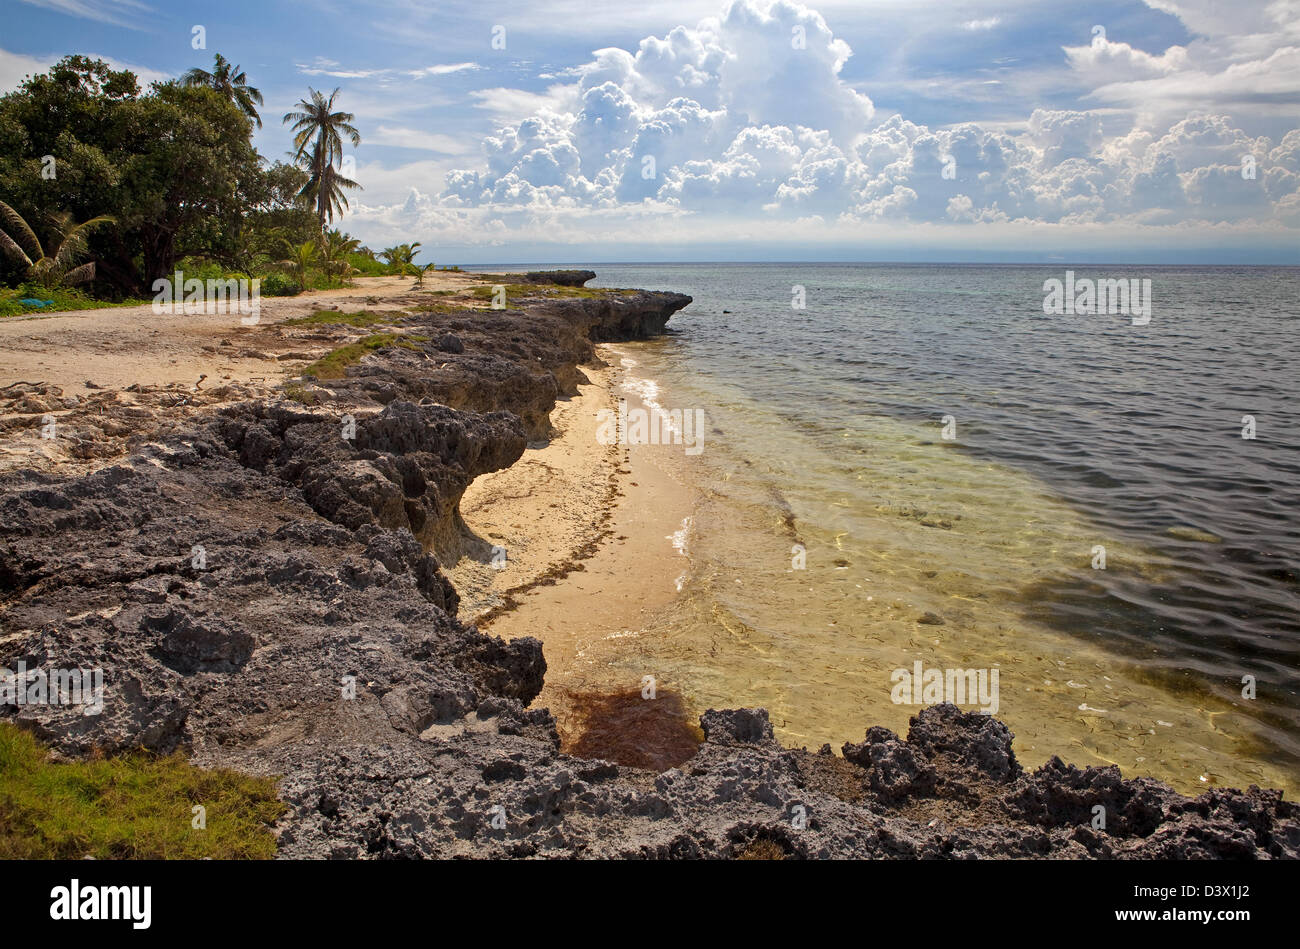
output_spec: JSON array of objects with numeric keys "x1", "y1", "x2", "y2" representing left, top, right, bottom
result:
[{"x1": 0, "y1": 56, "x2": 330, "y2": 296}]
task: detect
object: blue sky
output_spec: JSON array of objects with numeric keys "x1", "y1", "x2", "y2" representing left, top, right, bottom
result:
[{"x1": 3, "y1": 0, "x2": 1299, "y2": 263}]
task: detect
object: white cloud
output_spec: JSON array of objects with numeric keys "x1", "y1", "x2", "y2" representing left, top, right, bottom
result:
[
  {"x1": 0, "y1": 46, "x2": 170, "y2": 93},
  {"x1": 295, "y1": 58, "x2": 482, "y2": 82},
  {"x1": 368, "y1": 125, "x2": 473, "y2": 155},
  {"x1": 17, "y1": 0, "x2": 150, "y2": 29},
  {"x1": 331, "y1": 0, "x2": 1299, "y2": 248},
  {"x1": 468, "y1": 85, "x2": 581, "y2": 125},
  {"x1": 409, "y1": 62, "x2": 481, "y2": 78}
]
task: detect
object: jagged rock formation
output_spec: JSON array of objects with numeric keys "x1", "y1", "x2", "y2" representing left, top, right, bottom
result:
[
  {"x1": 516, "y1": 270, "x2": 596, "y2": 287},
  {"x1": 1, "y1": 278, "x2": 1295, "y2": 859}
]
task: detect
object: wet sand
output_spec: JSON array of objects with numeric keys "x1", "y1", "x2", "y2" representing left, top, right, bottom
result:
[{"x1": 450, "y1": 344, "x2": 697, "y2": 753}]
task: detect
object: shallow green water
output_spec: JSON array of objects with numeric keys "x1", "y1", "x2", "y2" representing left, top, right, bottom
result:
[{"x1": 506, "y1": 263, "x2": 1300, "y2": 794}]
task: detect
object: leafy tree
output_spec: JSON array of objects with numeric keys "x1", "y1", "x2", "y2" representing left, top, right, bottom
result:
[
  {"x1": 0, "y1": 57, "x2": 265, "y2": 295},
  {"x1": 182, "y1": 54, "x2": 264, "y2": 128},
  {"x1": 0, "y1": 200, "x2": 114, "y2": 288}
]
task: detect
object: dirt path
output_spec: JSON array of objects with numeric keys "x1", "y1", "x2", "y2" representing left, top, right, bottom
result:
[
  {"x1": 0, "y1": 273, "x2": 489, "y2": 475},
  {"x1": 0, "y1": 274, "x2": 482, "y2": 393}
]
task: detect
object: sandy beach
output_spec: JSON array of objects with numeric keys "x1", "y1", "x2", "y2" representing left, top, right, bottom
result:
[{"x1": 448, "y1": 343, "x2": 697, "y2": 758}]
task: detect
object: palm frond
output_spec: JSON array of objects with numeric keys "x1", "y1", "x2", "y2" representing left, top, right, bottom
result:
[
  {"x1": 50, "y1": 215, "x2": 114, "y2": 270},
  {"x1": 0, "y1": 227, "x2": 34, "y2": 268},
  {"x1": 60, "y1": 261, "x2": 96, "y2": 286},
  {"x1": 0, "y1": 200, "x2": 43, "y2": 261}
]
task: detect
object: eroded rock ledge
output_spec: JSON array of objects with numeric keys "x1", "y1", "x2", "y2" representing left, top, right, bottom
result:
[{"x1": 0, "y1": 277, "x2": 1294, "y2": 859}]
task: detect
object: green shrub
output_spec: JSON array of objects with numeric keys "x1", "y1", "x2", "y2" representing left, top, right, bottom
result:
[
  {"x1": 346, "y1": 252, "x2": 388, "y2": 276},
  {"x1": 259, "y1": 272, "x2": 298, "y2": 297},
  {"x1": 0, "y1": 283, "x2": 148, "y2": 317},
  {"x1": 303, "y1": 332, "x2": 428, "y2": 379}
]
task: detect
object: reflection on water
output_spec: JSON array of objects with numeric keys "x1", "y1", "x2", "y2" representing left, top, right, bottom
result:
[{"x1": 559, "y1": 264, "x2": 1300, "y2": 796}]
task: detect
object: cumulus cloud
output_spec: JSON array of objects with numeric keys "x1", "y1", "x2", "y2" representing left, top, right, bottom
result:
[
  {"x1": 1068, "y1": 1, "x2": 1300, "y2": 115},
  {"x1": 338, "y1": 0, "x2": 1299, "y2": 246}
]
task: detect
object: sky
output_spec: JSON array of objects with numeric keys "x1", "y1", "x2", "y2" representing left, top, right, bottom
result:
[{"x1": 2, "y1": 0, "x2": 1299, "y2": 263}]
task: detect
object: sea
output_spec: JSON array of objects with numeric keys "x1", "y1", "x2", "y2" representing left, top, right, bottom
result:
[{"x1": 478, "y1": 262, "x2": 1300, "y2": 795}]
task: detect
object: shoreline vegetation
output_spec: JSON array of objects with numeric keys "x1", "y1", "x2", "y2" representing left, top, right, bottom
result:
[
  {"x1": 0, "y1": 271, "x2": 1296, "y2": 859},
  {"x1": 0, "y1": 56, "x2": 465, "y2": 323}
]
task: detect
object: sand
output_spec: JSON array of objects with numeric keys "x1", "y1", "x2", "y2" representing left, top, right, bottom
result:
[
  {"x1": 0, "y1": 273, "x2": 491, "y2": 475},
  {"x1": 448, "y1": 346, "x2": 697, "y2": 749},
  {"x1": 0, "y1": 274, "x2": 483, "y2": 394}
]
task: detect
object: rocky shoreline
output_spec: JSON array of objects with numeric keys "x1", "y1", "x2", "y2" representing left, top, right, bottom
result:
[{"x1": 1, "y1": 275, "x2": 1296, "y2": 859}]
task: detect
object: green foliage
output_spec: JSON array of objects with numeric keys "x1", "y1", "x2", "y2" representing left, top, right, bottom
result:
[
  {"x1": 379, "y1": 242, "x2": 422, "y2": 275},
  {"x1": 0, "y1": 200, "x2": 115, "y2": 289},
  {"x1": 182, "y1": 53, "x2": 264, "y2": 128},
  {"x1": 281, "y1": 382, "x2": 322, "y2": 405},
  {"x1": 303, "y1": 332, "x2": 428, "y2": 379},
  {"x1": 319, "y1": 229, "x2": 361, "y2": 286},
  {"x1": 258, "y1": 272, "x2": 298, "y2": 297},
  {"x1": 282, "y1": 309, "x2": 393, "y2": 328},
  {"x1": 0, "y1": 56, "x2": 431, "y2": 309},
  {"x1": 0, "y1": 57, "x2": 268, "y2": 295},
  {"x1": 346, "y1": 251, "x2": 388, "y2": 276},
  {"x1": 0, "y1": 722, "x2": 284, "y2": 859},
  {"x1": 283, "y1": 88, "x2": 362, "y2": 231},
  {"x1": 0, "y1": 282, "x2": 146, "y2": 317},
  {"x1": 277, "y1": 239, "x2": 318, "y2": 292}
]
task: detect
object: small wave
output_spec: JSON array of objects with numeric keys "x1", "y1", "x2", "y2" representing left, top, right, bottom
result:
[{"x1": 667, "y1": 516, "x2": 693, "y2": 555}]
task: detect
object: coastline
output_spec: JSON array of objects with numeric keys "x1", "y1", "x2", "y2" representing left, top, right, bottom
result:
[
  {"x1": 0, "y1": 272, "x2": 1295, "y2": 858},
  {"x1": 453, "y1": 342, "x2": 698, "y2": 761}
]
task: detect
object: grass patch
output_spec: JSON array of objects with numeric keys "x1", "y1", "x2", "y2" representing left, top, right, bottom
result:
[
  {"x1": 281, "y1": 309, "x2": 396, "y2": 328},
  {"x1": 282, "y1": 382, "x2": 323, "y2": 405},
  {"x1": 0, "y1": 286, "x2": 151, "y2": 318},
  {"x1": 303, "y1": 332, "x2": 429, "y2": 380},
  {"x1": 0, "y1": 722, "x2": 284, "y2": 859},
  {"x1": 468, "y1": 283, "x2": 635, "y2": 304},
  {"x1": 413, "y1": 302, "x2": 472, "y2": 315}
]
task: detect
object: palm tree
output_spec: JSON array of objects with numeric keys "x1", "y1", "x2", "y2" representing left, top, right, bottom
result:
[
  {"x1": 412, "y1": 262, "x2": 436, "y2": 289},
  {"x1": 282, "y1": 88, "x2": 362, "y2": 231},
  {"x1": 277, "y1": 239, "x2": 318, "y2": 292},
  {"x1": 182, "y1": 53, "x2": 264, "y2": 127},
  {"x1": 303, "y1": 162, "x2": 361, "y2": 233},
  {"x1": 0, "y1": 200, "x2": 114, "y2": 289},
  {"x1": 318, "y1": 229, "x2": 360, "y2": 286},
  {"x1": 379, "y1": 242, "x2": 422, "y2": 275}
]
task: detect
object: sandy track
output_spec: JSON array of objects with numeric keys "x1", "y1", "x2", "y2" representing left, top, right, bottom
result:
[{"x1": 0, "y1": 274, "x2": 483, "y2": 394}]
